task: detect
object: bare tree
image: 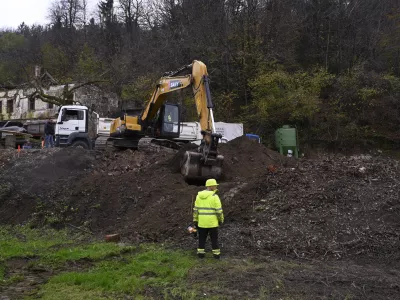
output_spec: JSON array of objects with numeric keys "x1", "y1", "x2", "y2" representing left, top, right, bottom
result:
[
  {"x1": 81, "y1": 0, "x2": 89, "y2": 26},
  {"x1": 118, "y1": 0, "x2": 144, "y2": 35},
  {"x1": 29, "y1": 80, "x2": 108, "y2": 106},
  {"x1": 48, "y1": 0, "x2": 83, "y2": 29}
]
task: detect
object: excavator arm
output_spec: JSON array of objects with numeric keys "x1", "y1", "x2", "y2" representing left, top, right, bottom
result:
[
  {"x1": 190, "y1": 60, "x2": 216, "y2": 133},
  {"x1": 140, "y1": 75, "x2": 192, "y2": 124},
  {"x1": 140, "y1": 60, "x2": 215, "y2": 133},
  {"x1": 110, "y1": 60, "x2": 224, "y2": 181}
]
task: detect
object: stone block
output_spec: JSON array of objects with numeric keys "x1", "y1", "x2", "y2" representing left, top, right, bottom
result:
[{"x1": 5, "y1": 135, "x2": 16, "y2": 148}]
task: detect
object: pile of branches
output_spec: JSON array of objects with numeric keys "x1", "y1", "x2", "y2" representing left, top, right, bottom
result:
[{"x1": 226, "y1": 154, "x2": 400, "y2": 260}]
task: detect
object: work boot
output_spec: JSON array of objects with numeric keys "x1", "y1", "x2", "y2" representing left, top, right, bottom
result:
[
  {"x1": 197, "y1": 253, "x2": 205, "y2": 259},
  {"x1": 213, "y1": 254, "x2": 220, "y2": 259}
]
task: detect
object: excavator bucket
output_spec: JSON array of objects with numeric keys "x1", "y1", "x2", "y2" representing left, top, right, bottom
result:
[{"x1": 180, "y1": 150, "x2": 224, "y2": 181}]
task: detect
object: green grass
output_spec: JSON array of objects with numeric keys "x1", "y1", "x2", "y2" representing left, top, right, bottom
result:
[
  {"x1": 38, "y1": 245, "x2": 198, "y2": 298},
  {"x1": 0, "y1": 226, "x2": 74, "y2": 261},
  {"x1": 1, "y1": 226, "x2": 303, "y2": 299},
  {"x1": 0, "y1": 225, "x2": 138, "y2": 294},
  {"x1": 2, "y1": 226, "x2": 201, "y2": 298},
  {"x1": 41, "y1": 243, "x2": 135, "y2": 266},
  {"x1": 36, "y1": 283, "x2": 111, "y2": 300},
  {"x1": 2, "y1": 274, "x2": 25, "y2": 286},
  {"x1": 0, "y1": 225, "x2": 134, "y2": 267},
  {"x1": 0, "y1": 225, "x2": 388, "y2": 300}
]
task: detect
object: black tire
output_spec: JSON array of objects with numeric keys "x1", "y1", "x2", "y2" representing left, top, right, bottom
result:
[{"x1": 71, "y1": 140, "x2": 89, "y2": 149}]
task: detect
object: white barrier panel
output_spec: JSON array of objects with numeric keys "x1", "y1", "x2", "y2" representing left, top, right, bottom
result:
[
  {"x1": 177, "y1": 122, "x2": 244, "y2": 144},
  {"x1": 98, "y1": 118, "x2": 113, "y2": 136},
  {"x1": 214, "y1": 122, "x2": 243, "y2": 143}
]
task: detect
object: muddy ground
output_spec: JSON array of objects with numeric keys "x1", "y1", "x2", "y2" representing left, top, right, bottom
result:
[{"x1": 0, "y1": 137, "x2": 400, "y2": 298}]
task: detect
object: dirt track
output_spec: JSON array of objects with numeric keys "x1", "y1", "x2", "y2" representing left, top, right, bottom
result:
[{"x1": 1, "y1": 137, "x2": 400, "y2": 298}]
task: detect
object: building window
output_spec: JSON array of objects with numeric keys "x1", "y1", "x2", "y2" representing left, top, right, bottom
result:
[
  {"x1": 48, "y1": 102, "x2": 54, "y2": 109},
  {"x1": 29, "y1": 98, "x2": 36, "y2": 111},
  {"x1": 7, "y1": 100, "x2": 13, "y2": 114}
]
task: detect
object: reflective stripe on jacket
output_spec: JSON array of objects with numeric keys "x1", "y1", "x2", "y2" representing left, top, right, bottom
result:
[{"x1": 193, "y1": 190, "x2": 224, "y2": 228}]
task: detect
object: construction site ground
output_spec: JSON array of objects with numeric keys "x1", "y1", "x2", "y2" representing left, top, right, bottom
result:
[{"x1": 0, "y1": 137, "x2": 399, "y2": 299}]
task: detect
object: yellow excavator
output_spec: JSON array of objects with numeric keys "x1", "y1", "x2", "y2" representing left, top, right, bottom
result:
[{"x1": 106, "y1": 60, "x2": 224, "y2": 181}]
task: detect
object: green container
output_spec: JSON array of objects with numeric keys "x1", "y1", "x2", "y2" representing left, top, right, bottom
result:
[{"x1": 275, "y1": 125, "x2": 299, "y2": 158}]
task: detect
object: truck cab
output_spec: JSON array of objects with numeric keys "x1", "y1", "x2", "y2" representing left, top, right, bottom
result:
[{"x1": 55, "y1": 105, "x2": 92, "y2": 149}]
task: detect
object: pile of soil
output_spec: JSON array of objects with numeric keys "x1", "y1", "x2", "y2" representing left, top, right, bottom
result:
[
  {"x1": 0, "y1": 137, "x2": 399, "y2": 265},
  {"x1": 168, "y1": 136, "x2": 290, "y2": 180},
  {"x1": 219, "y1": 136, "x2": 291, "y2": 179},
  {"x1": 0, "y1": 148, "x2": 95, "y2": 224}
]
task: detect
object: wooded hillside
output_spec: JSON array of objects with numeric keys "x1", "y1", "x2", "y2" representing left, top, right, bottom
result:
[{"x1": 1, "y1": 0, "x2": 400, "y2": 148}]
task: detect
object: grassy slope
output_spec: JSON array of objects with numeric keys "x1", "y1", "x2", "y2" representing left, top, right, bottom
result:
[
  {"x1": 1, "y1": 226, "x2": 399, "y2": 300},
  {"x1": 0, "y1": 226, "x2": 201, "y2": 299},
  {"x1": 39, "y1": 246, "x2": 198, "y2": 299}
]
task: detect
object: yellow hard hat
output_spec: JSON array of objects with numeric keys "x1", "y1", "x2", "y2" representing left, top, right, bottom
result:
[{"x1": 205, "y1": 179, "x2": 219, "y2": 187}]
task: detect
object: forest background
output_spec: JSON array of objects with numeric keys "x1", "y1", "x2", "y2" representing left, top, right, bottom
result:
[{"x1": 1, "y1": 0, "x2": 400, "y2": 150}]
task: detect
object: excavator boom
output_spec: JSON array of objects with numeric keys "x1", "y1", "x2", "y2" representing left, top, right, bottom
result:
[{"x1": 141, "y1": 61, "x2": 215, "y2": 133}]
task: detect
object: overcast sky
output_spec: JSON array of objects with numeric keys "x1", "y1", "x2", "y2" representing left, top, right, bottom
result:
[{"x1": 0, "y1": 0, "x2": 98, "y2": 29}]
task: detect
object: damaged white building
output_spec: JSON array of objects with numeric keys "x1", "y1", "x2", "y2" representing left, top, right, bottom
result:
[{"x1": 0, "y1": 69, "x2": 119, "y2": 121}]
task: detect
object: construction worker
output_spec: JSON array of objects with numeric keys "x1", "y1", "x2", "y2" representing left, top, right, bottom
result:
[
  {"x1": 193, "y1": 178, "x2": 224, "y2": 259},
  {"x1": 161, "y1": 109, "x2": 172, "y2": 132},
  {"x1": 44, "y1": 119, "x2": 55, "y2": 148}
]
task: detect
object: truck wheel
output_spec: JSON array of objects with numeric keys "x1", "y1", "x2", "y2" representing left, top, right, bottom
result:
[{"x1": 71, "y1": 140, "x2": 89, "y2": 149}]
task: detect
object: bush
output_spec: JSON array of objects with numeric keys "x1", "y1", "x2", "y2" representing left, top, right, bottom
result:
[{"x1": 241, "y1": 68, "x2": 333, "y2": 144}]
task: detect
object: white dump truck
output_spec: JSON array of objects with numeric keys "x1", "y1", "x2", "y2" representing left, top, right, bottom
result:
[{"x1": 55, "y1": 105, "x2": 112, "y2": 149}]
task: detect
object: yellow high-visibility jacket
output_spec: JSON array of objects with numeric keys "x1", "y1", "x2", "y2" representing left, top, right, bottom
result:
[{"x1": 193, "y1": 190, "x2": 224, "y2": 228}]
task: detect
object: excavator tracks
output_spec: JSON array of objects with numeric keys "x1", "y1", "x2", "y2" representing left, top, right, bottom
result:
[
  {"x1": 94, "y1": 136, "x2": 113, "y2": 151},
  {"x1": 137, "y1": 137, "x2": 178, "y2": 154}
]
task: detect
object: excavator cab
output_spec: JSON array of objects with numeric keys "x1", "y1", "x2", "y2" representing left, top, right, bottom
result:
[
  {"x1": 137, "y1": 103, "x2": 182, "y2": 152},
  {"x1": 159, "y1": 104, "x2": 180, "y2": 138},
  {"x1": 152, "y1": 104, "x2": 180, "y2": 139}
]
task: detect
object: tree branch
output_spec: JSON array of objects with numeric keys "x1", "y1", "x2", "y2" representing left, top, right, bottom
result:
[
  {"x1": 29, "y1": 90, "x2": 64, "y2": 106},
  {"x1": 68, "y1": 80, "x2": 109, "y2": 93}
]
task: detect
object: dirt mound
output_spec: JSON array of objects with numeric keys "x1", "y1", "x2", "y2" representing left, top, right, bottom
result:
[
  {"x1": 1, "y1": 140, "x2": 400, "y2": 264},
  {"x1": 64, "y1": 149, "x2": 190, "y2": 233},
  {"x1": 0, "y1": 148, "x2": 95, "y2": 224},
  {"x1": 219, "y1": 136, "x2": 292, "y2": 179},
  {"x1": 168, "y1": 136, "x2": 288, "y2": 181}
]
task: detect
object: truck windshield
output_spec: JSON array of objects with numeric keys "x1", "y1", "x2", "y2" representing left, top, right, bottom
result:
[{"x1": 64, "y1": 110, "x2": 84, "y2": 121}]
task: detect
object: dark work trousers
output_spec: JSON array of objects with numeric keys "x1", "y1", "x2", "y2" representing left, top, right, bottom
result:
[{"x1": 198, "y1": 227, "x2": 219, "y2": 251}]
